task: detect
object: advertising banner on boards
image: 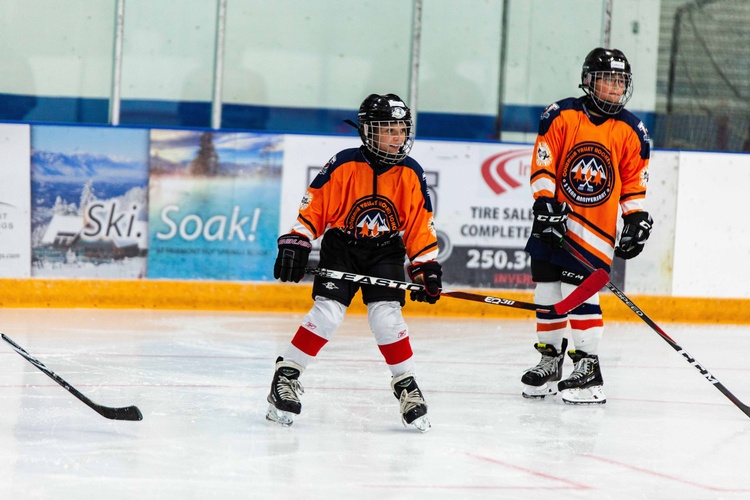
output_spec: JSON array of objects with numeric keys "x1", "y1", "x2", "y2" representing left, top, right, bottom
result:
[
  {"x1": 0, "y1": 124, "x2": 31, "y2": 277},
  {"x1": 410, "y1": 140, "x2": 535, "y2": 288},
  {"x1": 147, "y1": 130, "x2": 283, "y2": 280},
  {"x1": 30, "y1": 125, "x2": 149, "y2": 279}
]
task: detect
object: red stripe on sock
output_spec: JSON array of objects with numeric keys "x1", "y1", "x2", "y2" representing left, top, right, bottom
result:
[
  {"x1": 569, "y1": 318, "x2": 604, "y2": 330},
  {"x1": 536, "y1": 321, "x2": 568, "y2": 332},
  {"x1": 378, "y1": 337, "x2": 414, "y2": 365},
  {"x1": 291, "y1": 326, "x2": 328, "y2": 356}
]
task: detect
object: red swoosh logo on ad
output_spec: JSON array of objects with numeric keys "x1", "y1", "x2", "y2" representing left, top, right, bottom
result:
[{"x1": 481, "y1": 149, "x2": 530, "y2": 195}]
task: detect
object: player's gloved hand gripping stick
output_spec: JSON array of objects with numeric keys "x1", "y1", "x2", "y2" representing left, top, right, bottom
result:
[{"x1": 306, "y1": 267, "x2": 608, "y2": 315}]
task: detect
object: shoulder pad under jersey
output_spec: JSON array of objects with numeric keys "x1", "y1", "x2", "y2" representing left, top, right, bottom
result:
[
  {"x1": 537, "y1": 97, "x2": 579, "y2": 135},
  {"x1": 614, "y1": 110, "x2": 651, "y2": 159},
  {"x1": 310, "y1": 148, "x2": 360, "y2": 188}
]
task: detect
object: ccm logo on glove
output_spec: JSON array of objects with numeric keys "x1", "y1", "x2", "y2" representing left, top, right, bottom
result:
[{"x1": 531, "y1": 197, "x2": 572, "y2": 247}]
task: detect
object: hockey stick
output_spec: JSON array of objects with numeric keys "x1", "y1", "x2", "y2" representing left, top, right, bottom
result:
[
  {"x1": 559, "y1": 239, "x2": 750, "y2": 419},
  {"x1": 2, "y1": 333, "x2": 143, "y2": 421},
  {"x1": 305, "y1": 267, "x2": 608, "y2": 315}
]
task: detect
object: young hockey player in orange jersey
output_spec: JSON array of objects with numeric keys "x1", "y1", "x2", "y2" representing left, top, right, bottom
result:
[
  {"x1": 266, "y1": 93, "x2": 441, "y2": 432},
  {"x1": 522, "y1": 48, "x2": 653, "y2": 404}
]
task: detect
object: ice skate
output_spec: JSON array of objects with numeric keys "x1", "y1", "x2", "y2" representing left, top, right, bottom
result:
[
  {"x1": 558, "y1": 350, "x2": 606, "y2": 405},
  {"x1": 521, "y1": 338, "x2": 568, "y2": 399},
  {"x1": 266, "y1": 357, "x2": 305, "y2": 426},
  {"x1": 391, "y1": 372, "x2": 431, "y2": 433}
]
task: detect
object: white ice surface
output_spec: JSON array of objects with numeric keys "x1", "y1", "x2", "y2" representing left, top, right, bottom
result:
[{"x1": 0, "y1": 308, "x2": 748, "y2": 500}]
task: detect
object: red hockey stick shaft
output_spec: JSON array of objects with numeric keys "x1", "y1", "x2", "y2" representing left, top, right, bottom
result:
[
  {"x1": 559, "y1": 239, "x2": 750, "y2": 419},
  {"x1": 305, "y1": 267, "x2": 607, "y2": 315}
]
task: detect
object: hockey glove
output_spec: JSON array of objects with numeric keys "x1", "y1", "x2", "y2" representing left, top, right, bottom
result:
[
  {"x1": 615, "y1": 211, "x2": 653, "y2": 260},
  {"x1": 531, "y1": 197, "x2": 572, "y2": 247},
  {"x1": 274, "y1": 233, "x2": 312, "y2": 282},
  {"x1": 407, "y1": 261, "x2": 442, "y2": 304}
]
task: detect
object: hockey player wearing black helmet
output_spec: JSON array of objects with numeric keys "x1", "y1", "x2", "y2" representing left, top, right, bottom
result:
[
  {"x1": 266, "y1": 93, "x2": 441, "y2": 432},
  {"x1": 520, "y1": 48, "x2": 652, "y2": 405},
  {"x1": 356, "y1": 93, "x2": 415, "y2": 165},
  {"x1": 579, "y1": 47, "x2": 634, "y2": 116}
]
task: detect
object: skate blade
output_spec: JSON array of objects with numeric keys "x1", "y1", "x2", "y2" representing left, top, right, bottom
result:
[
  {"x1": 265, "y1": 404, "x2": 296, "y2": 426},
  {"x1": 410, "y1": 415, "x2": 432, "y2": 433},
  {"x1": 560, "y1": 387, "x2": 606, "y2": 405},
  {"x1": 522, "y1": 383, "x2": 558, "y2": 399}
]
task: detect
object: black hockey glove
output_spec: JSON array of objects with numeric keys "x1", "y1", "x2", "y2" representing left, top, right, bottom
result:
[
  {"x1": 615, "y1": 211, "x2": 653, "y2": 260},
  {"x1": 531, "y1": 197, "x2": 571, "y2": 247},
  {"x1": 407, "y1": 261, "x2": 442, "y2": 304},
  {"x1": 274, "y1": 233, "x2": 312, "y2": 283}
]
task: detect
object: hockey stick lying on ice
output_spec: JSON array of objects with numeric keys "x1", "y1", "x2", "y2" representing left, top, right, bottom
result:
[
  {"x1": 2, "y1": 333, "x2": 143, "y2": 421},
  {"x1": 559, "y1": 239, "x2": 750, "y2": 419},
  {"x1": 306, "y1": 267, "x2": 608, "y2": 315}
]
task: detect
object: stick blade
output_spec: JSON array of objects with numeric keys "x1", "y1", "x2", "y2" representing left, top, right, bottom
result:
[
  {"x1": 96, "y1": 404, "x2": 144, "y2": 421},
  {"x1": 553, "y1": 268, "x2": 609, "y2": 314}
]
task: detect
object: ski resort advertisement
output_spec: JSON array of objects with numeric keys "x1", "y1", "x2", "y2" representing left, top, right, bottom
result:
[
  {"x1": 0, "y1": 124, "x2": 32, "y2": 278},
  {"x1": 30, "y1": 125, "x2": 149, "y2": 279},
  {"x1": 147, "y1": 130, "x2": 282, "y2": 281}
]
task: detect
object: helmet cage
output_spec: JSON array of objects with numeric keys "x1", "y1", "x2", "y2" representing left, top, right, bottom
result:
[
  {"x1": 579, "y1": 48, "x2": 633, "y2": 115},
  {"x1": 581, "y1": 71, "x2": 633, "y2": 115},
  {"x1": 357, "y1": 93, "x2": 414, "y2": 165},
  {"x1": 360, "y1": 119, "x2": 414, "y2": 165}
]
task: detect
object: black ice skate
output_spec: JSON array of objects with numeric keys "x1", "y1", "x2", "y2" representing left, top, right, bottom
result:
[
  {"x1": 266, "y1": 357, "x2": 305, "y2": 426},
  {"x1": 521, "y1": 338, "x2": 568, "y2": 399},
  {"x1": 391, "y1": 372, "x2": 431, "y2": 433},
  {"x1": 558, "y1": 350, "x2": 606, "y2": 404}
]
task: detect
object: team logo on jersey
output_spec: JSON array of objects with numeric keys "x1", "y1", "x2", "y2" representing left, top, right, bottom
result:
[
  {"x1": 300, "y1": 190, "x2": 312, "y2": 210},
  {"x1": 536, "y1": 141, "x2": 552, "y2": 167},
  {"x1": 314, "y1": 158, "x2": 333, "y2": 180},
  {"x1": 541, "y1": 102, "x2": 559, "y2": 120},
  {"x1": 640, "y1": 168, "x2": 649, "y2": 187},
  {"x1": 560, "y1": 142, "x2": 614, "y2": 207},
  {"x1": 637, "y1": 121, "x2": 652, "y2": 147},
  {"x1": 344, "y1": 195, "x2": 400, "y2": 239}
]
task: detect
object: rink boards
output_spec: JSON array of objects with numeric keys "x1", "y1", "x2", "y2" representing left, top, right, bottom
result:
[{"x1": 0, "y1": 278, "x2": 747, "y2": 324}]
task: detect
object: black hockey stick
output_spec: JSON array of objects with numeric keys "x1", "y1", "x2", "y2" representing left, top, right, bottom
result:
[
  {"x1": 559, "y1": 239, "x2": 750, "y2": 419},
  {"x1": 2, "y1": 333, "x2": 143, "y2": 421},
  {"x1": 305, "y1": 267, "x2": 608, "y2": 315}
]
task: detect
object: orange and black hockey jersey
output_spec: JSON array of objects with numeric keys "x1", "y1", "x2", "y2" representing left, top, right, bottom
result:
[
  {"x1": 289, "y1": 147, "x2": 438, "y2": 264},
  {"x1": 528, "y1": 97, "x2": 650, "y2": 269}
]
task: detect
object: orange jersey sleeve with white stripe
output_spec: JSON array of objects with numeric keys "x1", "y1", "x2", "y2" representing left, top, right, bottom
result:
[
  {"x1": 289, "y1": 147, "x2": 438, "y2": 264},
  {"x1": 530, "y1": 97, "x2": 650, "y2": 266}
]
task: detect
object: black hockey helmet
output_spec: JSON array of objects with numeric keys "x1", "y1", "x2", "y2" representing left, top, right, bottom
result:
[
  {"x1": 356, "y1": 93, "x2": 414, "y2": 165},
  {"x1": 579, "y1": 47, "x2": 633, "y2": 115}
]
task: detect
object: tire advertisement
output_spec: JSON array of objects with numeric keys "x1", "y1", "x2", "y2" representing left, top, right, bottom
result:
[{"x1": 410, "y1": 140, "x2": 535, "y2": 289}]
